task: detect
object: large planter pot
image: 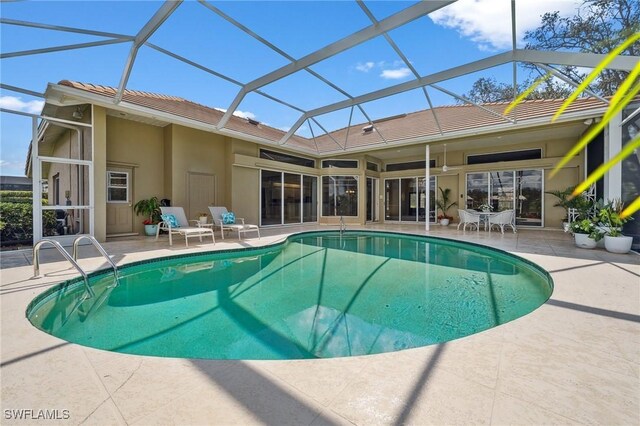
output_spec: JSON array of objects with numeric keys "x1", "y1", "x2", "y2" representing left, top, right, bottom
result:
[
  {"x1": 439, "y1": 218, "x2": 450, "y2": 226},
  {"x1": 574, "y1": 233, "x2": 597, "y2": 249},
  {"x1": 144, "y1": 224, "x2": 158, "y2": 236},
  {"x1": 604, "y1": 235, "x2": 633, "y2": 254}
]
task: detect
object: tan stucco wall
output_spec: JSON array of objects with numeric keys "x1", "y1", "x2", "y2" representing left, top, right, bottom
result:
[
  {"x1": 93, "y1": 106, "x2": 107, "y2": 241},
  {"x1": 106, "y1": 116, "x2": 165, "y2": 235},
  {"x1": 165, "y1": 125, "x2": 228, "y2": 219}
]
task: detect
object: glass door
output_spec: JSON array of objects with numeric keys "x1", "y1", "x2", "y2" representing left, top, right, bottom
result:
[
  {"x1": 366, "y1": 178, "x2": 378, "y2": 222},
  {"x1": 490, "y1": 171, "x2": 514, "y2": 212},
  {"x1": 302, "y1": 176, "x2": 317, "y2": 222},
  {"x1": 466, "y1": 173, "x2": 489, "y2": 210},
  {"x1": 283, "y1": 173, "x2": 301, "y2": 224},
  {"x1": 400, "y1": 178, "x2": 417, "y2": 221},
  {"x1": 515, "y1": 170, "x2": 543, "y2": 226},
  {"x1": 384, "y1": 179, "x2": 400, "y2": 221},
  {"x1": 261, "y1": 170, "x2": 282, "y2": 225}
]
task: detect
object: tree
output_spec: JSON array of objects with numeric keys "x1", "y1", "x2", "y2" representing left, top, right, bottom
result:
[
  {"x1": 462, "y1": 77, "x2": 572, "y2": 104},
  {"x1": 524, "y1": 0, "x2": 639, "y2": 96},
  {"x1": 462, "y1": 0, "x2": 638, "y2": 103}
]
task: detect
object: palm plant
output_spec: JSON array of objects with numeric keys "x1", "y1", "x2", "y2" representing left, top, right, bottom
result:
[{"x1": 435, "y1": 187, "x2": 457, "y2": 220}]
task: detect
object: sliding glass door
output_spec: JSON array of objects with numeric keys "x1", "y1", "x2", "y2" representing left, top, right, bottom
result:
[
  {"x1": 466, "y1": 169, "x2": 543, "y2": 226},
  {"x1": 261, "y1": 170, "x2": 318, "y2": 226},
  {"x1": 366, "y1": 178, "x2": 379, "y2": 222},
  {"x1": 385, "y1": 176, "x2": 436, "y2": 223}
]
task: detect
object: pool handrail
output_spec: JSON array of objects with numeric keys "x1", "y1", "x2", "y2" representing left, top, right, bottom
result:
[
  {"x1": 72, "y1": 235, "x2": 120, "y2": 287},
  {"x1": 33, "y1": 239, "x2": 95, "y2": 298}
]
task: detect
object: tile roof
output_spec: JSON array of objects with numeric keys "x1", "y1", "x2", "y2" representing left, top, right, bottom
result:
[{"x1": 58, "y1": 80, "x2": 609, "y2": 154}]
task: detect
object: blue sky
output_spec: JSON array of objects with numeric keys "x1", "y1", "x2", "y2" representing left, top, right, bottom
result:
[{"x1": 0, "y1": 0, "x2": 581, "y2": 176}]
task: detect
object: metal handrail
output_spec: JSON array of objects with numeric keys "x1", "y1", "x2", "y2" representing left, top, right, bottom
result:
[
  {"x1": 72, "y1": 235, "x2": 119, "y2": 287},
  {"x1": 33, "y1": 239, "x2": 95, "y2": 298},
  {"x1": 339, "y1": 215, "x2": 346, "y2": 236}
]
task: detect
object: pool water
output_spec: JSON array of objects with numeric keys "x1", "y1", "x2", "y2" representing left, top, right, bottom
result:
[{"x1": 28, "y1": 231, "x2": 553, "y2": 360}]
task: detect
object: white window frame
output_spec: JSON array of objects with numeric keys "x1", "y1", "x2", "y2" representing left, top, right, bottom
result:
[{"x1": 107, "y1": 171, "x2": 129, "y2": 203}]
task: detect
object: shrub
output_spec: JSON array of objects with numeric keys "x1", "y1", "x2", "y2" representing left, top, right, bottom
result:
[{"x1": 0, "y1": 191, "x2": 57, "y2": 243}]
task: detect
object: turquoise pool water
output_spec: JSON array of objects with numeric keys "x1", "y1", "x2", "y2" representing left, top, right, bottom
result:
[{"x1": 27, "y1": 231, "x2": 553, "y2": 360}]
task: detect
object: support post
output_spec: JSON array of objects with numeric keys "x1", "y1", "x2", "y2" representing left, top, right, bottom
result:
[
  {"x1": 604, "y1": 112, "x2": 622, "y2": 200},
  {"x1": 32, "y1": 117, "x2": 42, "y2": 244},
  {"x1": 425, "y1": 144, "x2": 430, "y2": 232}
]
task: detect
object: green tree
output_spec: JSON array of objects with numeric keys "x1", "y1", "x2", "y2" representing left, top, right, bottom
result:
[
  {"x1": 524, "y1": 0, "x2": 639, "y2": 96},
  {"x1": 462, "y1": 0, "x2": 638, "y2": 103}
]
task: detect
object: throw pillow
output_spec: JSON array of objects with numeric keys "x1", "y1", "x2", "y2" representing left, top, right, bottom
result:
[
  {"x1": 161, "y1": 214, "x2": 180, "y2": 228},
  {"x1": 222, "y1": 212, "x2": 236, "y2": 225}
]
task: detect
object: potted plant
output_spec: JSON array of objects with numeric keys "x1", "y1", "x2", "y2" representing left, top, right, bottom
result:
[
  {"x1": 435, "y1": 187, "x2": 457, "y2": 226},
  {"x1": 546, "y1": 186, "x2": 592, "y2": 231},
  {"x1": 570, "y1": 218, "x2": 603, "y2": 249},
  {"x1": 598, "y1": 199, "x2": 633, "y2": 254},
  {"x1": 134, "y1": 196, "x2": 161, "y2": 236},
  {"x1": 197, "y1": 212, "x2": 209, "y2": 225},
  {"x1": 478, "y1": 203, "x2": 492, "y2": 213}
]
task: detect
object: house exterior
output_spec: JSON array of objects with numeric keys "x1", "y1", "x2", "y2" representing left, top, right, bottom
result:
[
  {"x1": 0, "y1": 176, "x2": 33, "y2": 191},
  {"x1": 26, "y1": 80, "x2": 640, "y2": 247}
]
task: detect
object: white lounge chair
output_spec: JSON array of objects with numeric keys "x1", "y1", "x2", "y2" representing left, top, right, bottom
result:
[
  {"x1": 488, "y1": 209, "x2": 517, "y2": 234},
  {"x1": 208, "y1": 206, "x2": 260, "y2": 240},
  {"x1": 156, "y1": 207, "x2": 215, "y2": 246},
  {"x1": 457, "y1": 209, "x2": 481, "y2": 231}
]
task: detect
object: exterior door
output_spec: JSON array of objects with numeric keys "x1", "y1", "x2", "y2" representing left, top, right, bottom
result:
[
  {"x1": 106, "y1": 167, "x2": 133, "y2": 235},
  {"x1": 188, "y1": 172, "x2": 216, "y2": 220}
]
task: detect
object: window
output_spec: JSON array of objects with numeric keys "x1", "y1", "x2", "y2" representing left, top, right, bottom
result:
[
  {"x1": 385, "y1": 177, "x2": 436, "y2": 223},
  {"x1": 107, "y1": 171, "x2": 128, "y2": 202},
  {"x1": 322, "y1": 176, "x2": 358, "y2": 216},
  {"x1": 466, "y1": 169, "x2": 543, "y2": 227},
  {"x1": 386, "y1": 160, "x2": 435, "y2": 172},
  {"x1": 260, "y1": 149, "x2": 315, "y2": 168},
  {"x1": 321, "y1": 159, "x2": 358, "y2": 169},
  {"x1": 467, "y1": 149, "x2": 542, "y2": 165},
  {"x1": 52, "y1": 173, "x2": 60, "y2": 205},
  {"x1": 260, "y1": 170, "x2": 318, "y2": 226},
  {"x1": 366, "y1": 161, "x2": 379, "y2": 172}
]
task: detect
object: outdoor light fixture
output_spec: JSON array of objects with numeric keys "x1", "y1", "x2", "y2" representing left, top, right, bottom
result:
[{"x1": 72, "y1": 107, "x2": 83, "y2": 120}]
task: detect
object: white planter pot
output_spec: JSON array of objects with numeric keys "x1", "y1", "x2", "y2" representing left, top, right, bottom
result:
[
  {"x1": 439, "y1": 218, "x2": 450, "y2": 226},
  {"x1": 144, "y1": 224, "x2": 158, "y2": 237},
  {"x1": 604, "y1": 235, "x2": 633, "y2": 254},
  {"x1": 562, "y1": 221, "x2": 570, "y2": 233},
  {"x1": 198, "y1": 216, "x2": 208, "y2": 225},
  {"x1": 574, "y1": 233, "x2": 597, "y2": 249}
]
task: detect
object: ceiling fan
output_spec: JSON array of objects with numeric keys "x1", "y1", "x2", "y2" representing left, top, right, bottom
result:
[{"x1": 441, "y1": 144, "x2": 461, "y2": 172}]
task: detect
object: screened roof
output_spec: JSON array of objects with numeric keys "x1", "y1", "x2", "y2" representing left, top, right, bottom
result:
[{"x1": 1, "y1": 0, "x2": 637, "y2": 156}]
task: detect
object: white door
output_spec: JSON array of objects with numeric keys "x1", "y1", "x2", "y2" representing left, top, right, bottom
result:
[{"x1": 106, "y1": 168, "x2": 133, "y2": 235}]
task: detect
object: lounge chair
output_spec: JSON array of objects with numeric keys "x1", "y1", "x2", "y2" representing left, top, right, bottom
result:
[
  {"x1": 457, "y1": 209, "x2": 481, "y2": 231},
  {"x1": 208, "y1": 206, "x2": 260, "y2": 240},
  {"x1": 488, "y1": 209, "x2": 517, "y2": 234},
  {"x1": 155, "y1": 207, "x2": 215, "y2": 246}
]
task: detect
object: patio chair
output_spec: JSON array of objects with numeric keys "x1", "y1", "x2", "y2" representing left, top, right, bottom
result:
[
  {"x1": 488, "y1": 209, "x2": 517, "y2": 234},
  {"x1": 208, "y1": 206, "x2": 260, "y2": 240},
  {"x1": 155, "y1": 207, "x2": 215, "y2": 247},
  {"x1": 457, "y1": 209, "x2": 481, "y2": 231}
]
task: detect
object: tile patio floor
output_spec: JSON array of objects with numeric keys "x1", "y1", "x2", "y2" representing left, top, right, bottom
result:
[{"x1": 1, "y1": 224, "x2": 638, "y2": 425}]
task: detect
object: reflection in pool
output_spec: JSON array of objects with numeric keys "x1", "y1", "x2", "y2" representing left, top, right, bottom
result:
[{"x1": 28, "y1": 231, "x2": 553, "y2": 360}]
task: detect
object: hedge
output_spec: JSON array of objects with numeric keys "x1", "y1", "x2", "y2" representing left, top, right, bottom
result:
[{"x1": 0, "y1": 192, "x2": 57, "y2": 243}]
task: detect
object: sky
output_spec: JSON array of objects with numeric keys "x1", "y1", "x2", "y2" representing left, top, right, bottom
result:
[{"x1": 0, "y1": 0, "x2": 582, "y2": 176}]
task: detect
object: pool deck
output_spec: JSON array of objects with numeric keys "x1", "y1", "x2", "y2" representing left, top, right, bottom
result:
[{"x1": 1, "y1": 224, "x2": 638, "y2": 425}]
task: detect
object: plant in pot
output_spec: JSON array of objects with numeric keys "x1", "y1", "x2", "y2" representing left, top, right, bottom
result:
[
  {"x1": 435, "y1": 187, "x2": 457, "y2": 226},
  {"x1": 197, "y1": 212, "x2": 209, "y2": 225},
  {"x1": 570, "y1": 218, "x2": 603, "y2": 249},
  {"x1": 598, "y1": 199, "x2": 633, "y2": 254},
  {"x1": 134, "y1": 196, "x2": 161, "y2": 236},
  {"x1": 546, "y1": 186, "x2": 591, "y2": 232}
]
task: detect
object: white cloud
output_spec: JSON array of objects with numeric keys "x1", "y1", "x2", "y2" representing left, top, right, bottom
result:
[
  {"x1": 0, "y1": 160, "x2": 26, "y2": 173},
  {"x1": 430, "y1": 0, "x2": 581, "y2": 50},
  {"x1": 0, "y1": 96, "x2": 44, "y2": 114},
  {"x1": 355, "y1": 61, "x2": 375, "y2": 72},
  {"x1": 214, "y1": 107, "x2": 256, "y2": 120},
  {"x1": 380, "y1": 68, "x2": 412, "y2": 80}
]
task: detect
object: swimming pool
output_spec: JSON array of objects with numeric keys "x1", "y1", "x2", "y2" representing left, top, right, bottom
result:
[{"x1": 27, "y1": 231, "x2": 553, "y2": 360}]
